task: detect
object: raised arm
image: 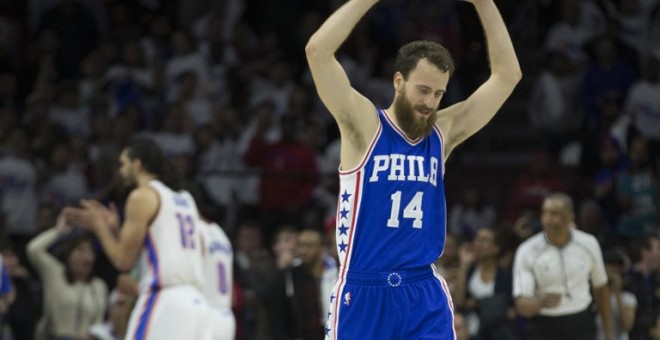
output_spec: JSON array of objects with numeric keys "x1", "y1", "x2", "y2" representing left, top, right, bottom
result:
[
  {"x1": 64, "y1": 188, "x2": 158, "y2": 272},
  {"x1": 437, "y1": 0, "x2": 522, "y2": 157},
  {"x1": 305, "y1": 0, "x2": 380, "y2": 168}
]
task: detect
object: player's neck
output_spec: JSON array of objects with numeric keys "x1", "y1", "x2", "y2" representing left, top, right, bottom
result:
[
  {"x1": 385, "y1": 106, "x2": 421, "y2": 140},
  {"x1": 136, "y1": 173, "x2": 158, "y2": 187}
]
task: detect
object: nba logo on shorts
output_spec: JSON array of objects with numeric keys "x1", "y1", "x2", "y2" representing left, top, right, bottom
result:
[{"x1": 344, "y1": 292, "x2": 351, "y2": 305}]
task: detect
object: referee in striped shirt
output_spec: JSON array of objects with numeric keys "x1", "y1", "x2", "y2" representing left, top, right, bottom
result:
[{"x1": 513, "y1": 193, "x2": 613, "y2": 340}]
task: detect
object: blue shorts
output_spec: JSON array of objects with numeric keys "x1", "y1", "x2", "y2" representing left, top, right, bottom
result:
[{"x1": 325, "y1": 266, "x2": 455, "y2": 340}]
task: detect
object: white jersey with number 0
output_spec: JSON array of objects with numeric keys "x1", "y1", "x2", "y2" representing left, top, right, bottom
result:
[
  {"x1": 200, "y1": 220, "x2": 236, "y2": 340},
  {"x1": 200, "y1": 220, "x2": 233, "y2": 308}
]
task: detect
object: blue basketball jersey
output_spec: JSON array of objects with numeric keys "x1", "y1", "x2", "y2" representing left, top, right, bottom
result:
[{"x1": 335, "y1": 109, "x2": 446, "y2": 273}]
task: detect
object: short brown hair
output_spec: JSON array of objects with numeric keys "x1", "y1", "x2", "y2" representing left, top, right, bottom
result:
[{"x1": 394, "y1": 41, "x2": 455, "y2": 79}]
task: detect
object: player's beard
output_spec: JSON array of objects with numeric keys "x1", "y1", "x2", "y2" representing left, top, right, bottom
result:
[
  {"x1": 119, "y1": 168, "x2": 137, "y2": 188},
  {"x1": 393, "y1": 91, "x2": 437, "y2": 139}
]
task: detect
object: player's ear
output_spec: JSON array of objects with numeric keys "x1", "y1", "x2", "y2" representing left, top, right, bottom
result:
[{"x1": 393, "y1": 72, "x2": 404, "y2": 91}]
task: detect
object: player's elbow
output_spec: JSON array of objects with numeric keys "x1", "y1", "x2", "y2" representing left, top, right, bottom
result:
[
  {"x1": 501, "y1": 68, "x2": 523, "y2": 86},
  {"x1": 511, "y1": 68, "x2": 523, "y2": 84},
  {"x1": 305, "y1": 36, "x2": 330, "y2": 61},
  {"x1": 305, "y1": 40, "x2": 320, "y2": 60}
]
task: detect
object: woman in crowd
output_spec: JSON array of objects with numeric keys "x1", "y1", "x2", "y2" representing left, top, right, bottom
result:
[{"x1": 27, "y1": 212, "x2": 107, "y2": 340}]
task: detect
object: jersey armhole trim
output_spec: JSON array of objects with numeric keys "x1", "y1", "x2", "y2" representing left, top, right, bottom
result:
[
  {"x1": 433, "y1": 124, "x2": 447, "y2": 171},
  {"x1": 143, "y1": 186, "x2": 161, "y2": 229}
]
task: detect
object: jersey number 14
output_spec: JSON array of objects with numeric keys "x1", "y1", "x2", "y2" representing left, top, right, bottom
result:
[{"x1": 387, "y1": 191, "x2": 424, "y2": 229}]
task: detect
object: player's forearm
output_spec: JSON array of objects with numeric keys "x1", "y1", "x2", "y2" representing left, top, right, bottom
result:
[
  {"x1": 95, "y1": 225, "x2": 133, "y2": 272},
  {"x1": 472, "y1": 0, "x2": 522, "y2": 84},
  {"x1": 306, "y1": 0, "x2": 379, "y2": 59}
]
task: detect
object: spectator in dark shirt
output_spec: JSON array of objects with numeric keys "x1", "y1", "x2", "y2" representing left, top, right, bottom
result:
[
  {"x1": 624, "y1": 234, "x2": 660, "y2": 340},
  {"x1": 264, "y1": 229, "x2": 330, "y2": 340}
]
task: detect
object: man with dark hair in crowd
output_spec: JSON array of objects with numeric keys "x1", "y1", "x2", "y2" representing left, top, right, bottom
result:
[
  {"x1": 624, "y1": 234, "x2": 660, "y2": 340},
  {"x1": 264, "y1": 228, "x2": 336, "y2": 340}
]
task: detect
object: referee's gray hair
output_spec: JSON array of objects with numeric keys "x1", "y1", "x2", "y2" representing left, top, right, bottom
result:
[{"x1": 544, "y1": 192, "x2": 574, "y2": 213}]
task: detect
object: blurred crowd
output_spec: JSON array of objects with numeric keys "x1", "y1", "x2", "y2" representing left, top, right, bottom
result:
[{"x1": 0, "y1": 0, "x2": 658, "y2": 339}]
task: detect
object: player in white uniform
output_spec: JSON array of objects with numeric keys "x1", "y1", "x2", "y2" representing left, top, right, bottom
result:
[
  {"x1": 64, "y1": 138, "x2": 212, "y2": 340},
  {"x1": 199, "y1": 219, "x2": 236, "y2": 340}
]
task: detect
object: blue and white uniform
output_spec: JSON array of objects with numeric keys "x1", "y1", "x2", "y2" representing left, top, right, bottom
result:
[
  {"x1": 200, "y1": 220, "x2": 236, "y2": 340},
  {"x1": 125, "y1": 180, "x2": 212, "y2": 340},
  {"x1": 326, "y1": 109, "x2": 455, "y2": 339}
]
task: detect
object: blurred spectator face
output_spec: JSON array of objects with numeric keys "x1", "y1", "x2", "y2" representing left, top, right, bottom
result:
[
  {"x1": 81, "y1": 51, "x2": 105, "y2": 79},
  {"x1": 50, "y1": 143, "x2": 71, "y2": 171},
  {"x1": 605, "y1": 262, "x2": 622, "y2": 281},
  {"x1": 473, "y1": 228, "x2": 499, "y2": 260},
  {"x1": 114, "y1": 114, "x2": 138, "y2": 144},
  {"x1": 268, "y1": 61, "x2": 291, "y2": 87},
  {"x1": 35, "y1": 29, "x2": 59, "y2": 55},
  {"x1": 560, "y1": 0, "x2": 580, "y2": 25},
  {"x1": 289, "y1": 85, "x2": 311, "y2": 115},
  {"x1": 121, "y1": 42, "x2": 143, "y2": 67},
  {"x1": 0, "y1": 72, "x2": 17, "y2": 98},
  {"x1": 179, "y1": 71, "x2": 198, "y2": 96},
  {"x1": 0, "y1": 110, "x2": 18, "y2": 137},
  {"x1": 56, "y1": 84, "x2": 79, "y2": 108},
  {"x1": 99, "y1": 41, "x2": 118, "y2": 66},
  {"x1": 7, "y1": 127, "x2": 28, "y2": 155},
  {"x1": 280, "y1": 115, "x2": 297, "y2": 142},
  {"x1": 650, "y1": 314, "x2": 660, "y2": 339},
  {"x1": 462, "y1": 188, "x2": 480, "y2": 208},
  {"x1": 149, "y1": 16, "x2": 172, "y2": 42},
  {"x1": 549, "y1": 51, "x2": 573, "y2": 76},
  {"x1": 296, "y1": 230, "x2": 323, "y2": 266},
  {"x1": 37, "y1": 204, "x2": 57, "y2": 233},
  {"x1": 235, "y1": 223, "x2": 262, "y2": 253},
  {"x1": 164, "y1": 104, "x2": 187, "y2": 133},
  {"x1": 25, "y1": 92, "x2": 51, "y2": 119},
  {"x1": 0, "y1": 248, "x2": 21, "y2": 277},
  {"x1": 644, "y1": 54, "x2": 660, "y2": 82},
  {"x1": 600, "y1": 136, "x2": 622, "y2": 166},
  {"x1": 272, "y1": 228, "x2": 297, "y2": 257},
  {"x1": 172, "y1": 31, "x2": 194, "y2": 56},
  {"x1": 629, "y1": 137, "x2": 649, "y2": 167},
  {"x1": 595, "y1": 38, "x2": 616, "y2": 64},
  {"x1": 619, "y1": 0, "x2": 640, "y2": 15},
  {"x1": 67, "y1": 239, "x2": 96, "y2": 280},
  {"x1": 172, "y1": 154, "x2": 193, "y2": 178},
  {"x1": 577, "y1": 201, "x2": 604, "y2": 235},
  {"x1": 93, "y1": 114, "x2": 113, "y2": 141},
  {"x1": 645, "y1": 237, "x2": 660, "y2": 271},
  {"x1": 195, "y1": 125, "x2": 214, "y2": 150}
]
